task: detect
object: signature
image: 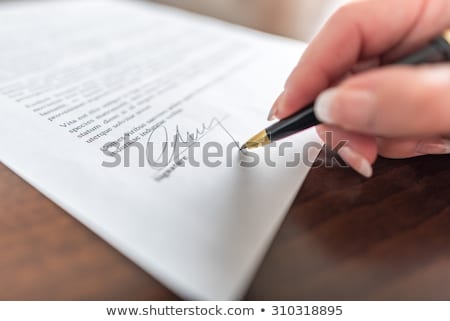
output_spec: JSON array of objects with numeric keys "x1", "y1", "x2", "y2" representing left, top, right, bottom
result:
[{"x1": 146, "y1": 116, "x2": 239, "y2": 170}]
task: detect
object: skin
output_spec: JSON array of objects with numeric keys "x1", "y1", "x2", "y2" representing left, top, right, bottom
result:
[{"x1": 269, "y1": 0, "x2": 450, "y2": 177}]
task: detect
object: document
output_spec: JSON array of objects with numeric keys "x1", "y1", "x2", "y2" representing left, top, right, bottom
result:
[{"x1": 0, "y1": 0, "x2": 321, "y2": 299}]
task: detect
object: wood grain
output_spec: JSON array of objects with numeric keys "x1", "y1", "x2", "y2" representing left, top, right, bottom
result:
[
  {"x1": 0, "y1": 163, "x2": 176, "y2": 300},
  {"x1": 1, "y1": 149, "x2": 449, "y2": 300},
  {"x1": 247, "y1": 150, "x2": 450, "y2": 300}
]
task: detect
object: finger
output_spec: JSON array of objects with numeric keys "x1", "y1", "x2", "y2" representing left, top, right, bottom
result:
[
  {"x1": 316, "y1": 125, "x2": 377, "y2": 178},
  {"x1": 351, "y1": 58, "x2": 381, "y2": 74},
  {"x1": 377, "y1": 137, "x2": 450, "y2": 159},
  {"x1": 314, "y1": 65, "x2": 450, "y2": 137},
  {"x1": 383, "y1": 3, "x2": 450, "y2": 62},
  {"x1": 270, "y1": 0, "x2": 450, "y2": 120}
]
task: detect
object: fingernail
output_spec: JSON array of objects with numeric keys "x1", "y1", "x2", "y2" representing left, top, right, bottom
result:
[
  {"x1": 314, "y1": 89, "x2": 337, "y2": 123},
  {"x1": 267, "y1": 105, "x2": 278, "y2": 121},
  {"x1": 416, "y1": 139, "x2": 450, "y2": 155},
  {"x1": 268, "y1": 93, "x2": 284, "y2": 121},
  {"x1": 338, "y1": 146, "x2": 373, "y2": 178},
  {"x1": 314, "y1": 88, "x2": 376, "y2": 125}
]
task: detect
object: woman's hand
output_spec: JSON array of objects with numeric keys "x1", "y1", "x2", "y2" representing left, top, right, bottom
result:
[{"x1": 269, "y1": 0, "x2": 450, "y2": 177}]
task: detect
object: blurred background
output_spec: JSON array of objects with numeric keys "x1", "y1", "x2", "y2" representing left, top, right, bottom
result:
[
  {"x1": 151, "y1": 0, "x2": 348, "y2": 41},
  {"x1": 0, "y1": 0, "x2": 347, "y2": 41}
]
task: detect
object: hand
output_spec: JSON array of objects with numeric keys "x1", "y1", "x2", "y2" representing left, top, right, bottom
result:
[{"x1": 269, "y1": 0, "x2": 450, "y2": 177}]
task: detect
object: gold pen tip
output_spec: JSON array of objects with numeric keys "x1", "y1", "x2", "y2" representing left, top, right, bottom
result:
[{"x1": 240, "y1": 130, "x2": 270, "y2": 150}]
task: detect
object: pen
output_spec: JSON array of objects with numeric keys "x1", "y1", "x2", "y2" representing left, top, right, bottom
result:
[{"x1": 241, "y1": 29, "x2": 450, "y2": 150}]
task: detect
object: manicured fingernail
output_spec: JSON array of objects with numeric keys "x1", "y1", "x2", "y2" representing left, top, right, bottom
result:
[
  {"x1": 416, "y1": 139, "x2": 450, "y2": 155},
  {"x1": 314, "y1": 88, "x2": 376, "y2": 125},
  {"x1": 338, "y1": 146, "x2": 373, "y2": 178},
  {"x1": 267, "y1": 105, "x2": 278, "y2": 121},
  {"x1": 268, "y1": 92, "x2": 284, "y2": 120},
  {"x1": 314, "y1": 89, "x2": 337, "y2": 123}
]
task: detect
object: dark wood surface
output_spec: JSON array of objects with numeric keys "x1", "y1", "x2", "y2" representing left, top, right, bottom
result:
[{"x1": 1, "y1": 149, "x2": 449, "y2": 300}]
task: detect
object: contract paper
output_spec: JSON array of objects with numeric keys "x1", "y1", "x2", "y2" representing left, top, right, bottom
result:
[{"x1": 0, "y1": 0, "x2": 321, "y2": 299}]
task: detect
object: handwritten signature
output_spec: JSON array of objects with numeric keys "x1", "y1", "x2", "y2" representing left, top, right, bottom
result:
[{"x1": 146, "y1": 116, "x2": 239, "y2": 171}]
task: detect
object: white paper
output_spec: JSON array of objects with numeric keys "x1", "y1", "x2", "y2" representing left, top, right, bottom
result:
[{"x1": 0, "y1": 0, "x2": 321, "y2": 299}]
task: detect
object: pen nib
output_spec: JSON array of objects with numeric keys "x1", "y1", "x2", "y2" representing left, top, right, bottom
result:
[{"x1": 240, "y1": 130, "x2": 270, "y2": 150}]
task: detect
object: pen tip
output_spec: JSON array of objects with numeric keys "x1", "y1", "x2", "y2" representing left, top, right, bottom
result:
[{"x1": 240, "y1": 130, "x2": 270, "y2": 150}]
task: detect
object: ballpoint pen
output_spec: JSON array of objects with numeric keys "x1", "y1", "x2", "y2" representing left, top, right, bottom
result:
[{"x1": 241, "y1": 29, "x2": 450, "y2": 150}]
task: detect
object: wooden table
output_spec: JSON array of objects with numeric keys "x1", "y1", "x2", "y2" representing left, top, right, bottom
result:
[
  {"x1": 1, "y1": 1, "x2": 450, "y2": 300},
  {"x1": 1, "y1": 150, "x2": 449, "y2": 300}
]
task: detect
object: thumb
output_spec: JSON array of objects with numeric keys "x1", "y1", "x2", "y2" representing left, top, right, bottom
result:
[{"x1": 314, "y1": 65, "x2": 450, "y2": 137}]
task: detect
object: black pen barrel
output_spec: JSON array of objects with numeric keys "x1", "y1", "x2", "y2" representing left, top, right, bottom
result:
[
  {"x1": 395, "y1": 36, "x2": 450, "y2": 65},
  {"x1": 266, "y1": 103, "x2": 319, "y2": 142}
]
